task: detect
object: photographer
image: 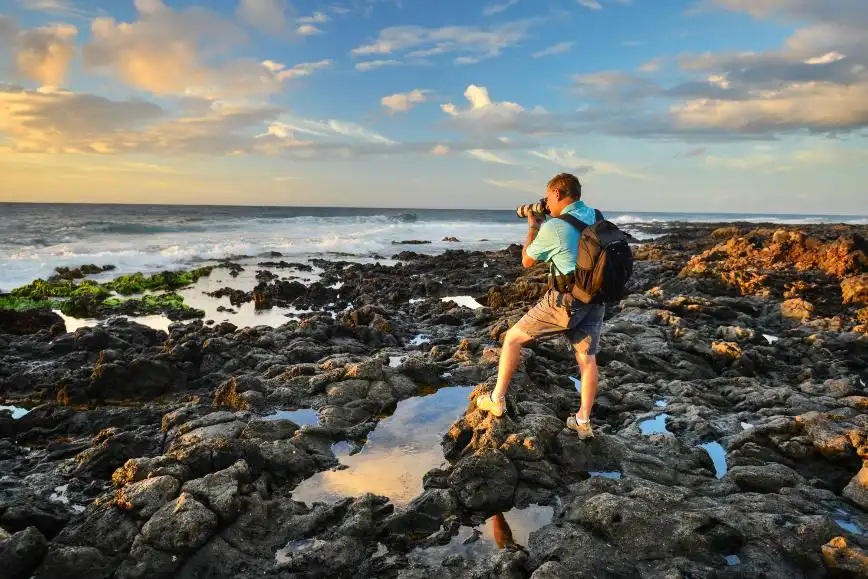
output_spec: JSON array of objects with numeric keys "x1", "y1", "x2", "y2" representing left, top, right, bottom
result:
[{"x1": 476, "y1": 172, "x2": 604, "y2": 440}]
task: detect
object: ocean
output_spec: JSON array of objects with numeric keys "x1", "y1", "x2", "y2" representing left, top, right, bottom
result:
[{"x1": 1, "y1": 202, "x2": 866, "y2": 292}]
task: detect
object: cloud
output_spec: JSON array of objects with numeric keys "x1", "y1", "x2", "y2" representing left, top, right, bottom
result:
[
  {"x1": 0, "y1": 85, "x2": 166, "y2": 153},
  {"x1": 298, "y1": 11, "x2": 330, "y2": 23},
  {"x1": 638, "y1": 57, "x2": 662, "y2": 72},
  {"x1": 79, "y1": 1, "x2": 329, "y2": 99},
  {"x1": 559, "y1": 1, "x2": 868, "y2": 140},
  {"x1": 236, "y1": 0, "x2": 295, "y2": 37},
  {"x1": 429, "y1": 144, "x2": 450, "y2": 155},
  {"x1": 381, "y1": 88, "x2": 429, "y2": 112},
  {"x1": 577, "y1": 0, "x2": 603, "y2": 9},
  {"x1": 356, "y1": 59, "x2": 402, "y2": 71},
  {"x1": 350, "y1": 20, "x2": 536, "y2": 66},
  {"x1": 296, "y1": 24, "x2": 322, "y2": 35},
  {"x1": 483, "y1": 178, "x2": 539, "y2": 194},
  {"x1": 529, "y1": 148, "x2": 651, "y2": 180},
  {"x1": 0, "y1": 18, "x2": 78, "y2": 86},
  {"x1": 532, "y1": 41, "x2": 573, "y2": 58},
  {"x1": 683, "y1": 147, "x2": 707, "y2": 157},
  {"x1": 18, "y1": 0, "x2": 88, "y2": 18},
  {"x1": 440, "y1": 84, "x2": 567, "y2": 136},
  {"x1": 483, "y1": 0, "x2": 520, "y2": 17},
  {"x1": 468, "y1": 149, "x2": 519, "y2": 165}
]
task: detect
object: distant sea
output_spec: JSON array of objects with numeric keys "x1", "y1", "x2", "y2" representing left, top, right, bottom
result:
[{"x1": 1, "y1": 202, "x2": 866, "y2": 292}]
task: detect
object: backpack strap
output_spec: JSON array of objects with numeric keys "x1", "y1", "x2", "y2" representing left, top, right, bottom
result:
[
  {"x1": 556, "y1": 212, "x2": 588, "y2": 232},
  {"x1": 594, "y1": 208, "x2": 604, "y2": 223}
]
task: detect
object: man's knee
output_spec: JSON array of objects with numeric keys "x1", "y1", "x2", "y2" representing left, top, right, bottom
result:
[
  {"x1": 504, "y1": 325, "x2": 533, "y2": 347},
  {"x1": 575, "y1": 351, "x2": 598, "y2": 373}
]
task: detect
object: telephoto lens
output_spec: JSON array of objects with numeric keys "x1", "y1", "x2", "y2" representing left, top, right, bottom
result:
[{"x1": 516, "y1": 198, "x2": 548, "y2": 218}]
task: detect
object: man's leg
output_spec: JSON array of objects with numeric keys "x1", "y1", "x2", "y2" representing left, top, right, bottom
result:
[
  {"x1": 476, "y1": 325, "x2": 533, "y2": 417},
  {"x1": 492, "y1": 325, "x2": 533, "y2": 400},
  {"x1": 565, "y1": 303, "x2": 604, "y2": 439},
  {"x1": 574, "y1": 351, "x2": 598, "y2": 421}
]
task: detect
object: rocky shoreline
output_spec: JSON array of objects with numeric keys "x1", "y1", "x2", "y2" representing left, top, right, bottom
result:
[{"x1": 1, "y1": 221, "x2": 866, "y2": 578}]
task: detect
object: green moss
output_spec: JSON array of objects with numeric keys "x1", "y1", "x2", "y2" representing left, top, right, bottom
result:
[
  {"x1": 0, "y1": 296, "x2": 59, "y2": 311},
  {"x1": 9, "y1": 266, "x2": 212, "y2": 319},
  {"x1": 9, "y1": 279, "x2": 76, "y2": 299},
  {"x1": 104, "y1": 266, "x2": 214, "y2": 295}
]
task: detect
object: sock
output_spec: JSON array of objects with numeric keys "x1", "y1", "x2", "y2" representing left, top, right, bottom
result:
[
  {"x1": 491, "y1": 392, "x2": 504, "y2": 402},
  {"x1": 575, "y1": 415, "x2": 588, "y2": 424}
]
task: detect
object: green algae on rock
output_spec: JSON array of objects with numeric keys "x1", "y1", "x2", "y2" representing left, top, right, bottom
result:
[{"x1": 104, "y1": 267, "x2": 215, "y2": 295}]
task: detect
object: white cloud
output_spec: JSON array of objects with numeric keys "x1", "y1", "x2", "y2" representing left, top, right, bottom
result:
[
  {"x1": 381, "y1": 88, "x2": 429, "y2": 112},
  {"x1": 350, "y1": 20, "x2": 536, "y2": 65},
  {"x1": 638, "y1": 57, "x2": 662, "y2": 72},
  {"x1": 532, "y1": 41, "x2": 573, "y2": 58},
  {"x1": 483, "y1": 0, "x2": 520, "y2": 17},
  {"x1": 237, "y1": 0, "x2": 294, "y2": 37},
  {"x1": 79, "y1": 2, "x2": 329, "y2": 99},
  {"x1": 298, "y1": 11, "x2": 330, "y2": 24},
  {"x1": 530, "y1": 148, "x2": 651, "y2": 180},
  {"x1": 578, "y1": 0, "x2": 603, "y2": 9},
  {"x1": 429, "y1": 144, "x2": 450, "y2": 155},
  {"x1": 468, "y1": 149, "x2": 519, "y2": 165},
  {"x1": 440, "y1": 84, "x2": 567, "y2": 136},
  {"x1": 269, "y1": 59, "x2": 333, "y2": 79},
  {"x1": 1, "y1": 19, "x2": 78, "y2": 86},
  {"x1": 356, "y1": 59, "x2": 402, "y2": 71},
  {"x1": 296, "y1": 24, "x2": 321, "y2": 35},
  {"x1": 18, "y1": 0, "x2": 88, "y2": 18},
  {"x1": 483, "y1": 178, "x2": 538, "y2": 194}
]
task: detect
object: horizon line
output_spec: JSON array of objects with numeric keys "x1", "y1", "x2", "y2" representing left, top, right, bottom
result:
[{"x1": 0, "y1": 200, "x2": 866, "y2": 218}]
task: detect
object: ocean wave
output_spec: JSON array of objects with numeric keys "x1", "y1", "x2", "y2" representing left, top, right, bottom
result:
[
  {"x1": 80, "y1": 221, "x2": 210, "y2": 235},
  {"x1": 610, "y1": 214, "x2": 662, "y2": 225}
]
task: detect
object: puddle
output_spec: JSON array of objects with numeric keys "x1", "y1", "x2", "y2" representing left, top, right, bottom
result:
[
  {"x1": 55, "y1": 310, "x2": 178, "y2": 333},
  {"x1": 409, "y1": 505, "x2": 554, "y2": 565},
  {"x1": 639, "y1": 413, "x2": 671, "y2": 435},
  {"x1": 724, "y1": 554, "x2": 741, "y2": 566},
  {"x1": 589, "y1": 471, "x2": 622, "y2": 480},
  {"x1": 655, "y1": 399, "x2": 668, "y2": 408},
  {"x1": 763, "y1": 334, "x2": 779, "y2": 344},
  {"x1": 0, "y1": 405, "x2": 29, "y2": 419},
  {"x1": 389, "y1": 355, "x2": 407, "y2": 368},
  {"x1": 181, "y1": 287, "x2": 301, "y2": 328},
  {"x1": 261, "y1": 408, "x2": 319, "y2": 426},
  {"x1": 569, "y1": 376, "x2": 581, "y2": 389},
  {"x1": 439, "y1": 295, "x2": 483, "y2": 310},
  {"x1": 833, "y1": 508, "x2": 866, "y2": 536},
  {"x1": 699, "y1": 441, "x2": 728, "y2": 478},
  {"x1": 740, "y1": 422, "x2": 754, "y2": 430},
  {"x1": 408, "y1": 334, "x2": 430, "y2": 346},
  {"x1": 291, "y1": 385, "x2": 473, "y2": 507}
]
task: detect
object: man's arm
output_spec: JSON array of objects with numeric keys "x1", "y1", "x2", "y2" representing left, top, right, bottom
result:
[{"x1": 521, "y1": 225, "x2": 540, "y2": 268}]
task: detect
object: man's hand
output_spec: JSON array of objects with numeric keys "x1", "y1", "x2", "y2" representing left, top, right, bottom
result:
[
  {"x1": 521, "y1": 216, "x2": 542, "y2": 268},
  {"x1": 527, "y1": 212, "x2": 544, "y2": 230}
]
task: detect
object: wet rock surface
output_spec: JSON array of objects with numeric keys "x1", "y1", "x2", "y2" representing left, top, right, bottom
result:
[{"x1": 0, "y1": 222, "x2": 866, "y2": 578}]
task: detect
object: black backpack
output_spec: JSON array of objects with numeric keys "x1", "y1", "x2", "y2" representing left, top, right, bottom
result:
[{"x1": 556, "y1": 209, "x2": 634, "y2": 304}]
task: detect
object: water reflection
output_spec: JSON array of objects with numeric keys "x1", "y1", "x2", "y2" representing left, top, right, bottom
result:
[
  {"x1": 408, "y1": 505, "x2": 554, "y2": 565},
  {"x1": 639, "y1": 413, "x2": 671, "y2": 435},
  {"x1": 291, "y1": 385, "x2": 473, "y2": 506},
  {"x1": 262, "y1": 408, "x2": 319, "y2": 426},
  {"x1": 0, "y1": 405, "x2": 29, "y2": 419},
  {"x1": 699, "y1": 441, "x2": 728, "y2": 478}
]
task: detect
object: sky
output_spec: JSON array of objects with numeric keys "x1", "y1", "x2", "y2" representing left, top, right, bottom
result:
[{"x1": 0, "y1": 0, "x2": 866, "y2": 214}]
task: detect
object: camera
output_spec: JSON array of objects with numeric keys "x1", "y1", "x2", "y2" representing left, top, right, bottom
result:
[{"x1": 516, "y1": 197, "x2": 549, "y2": 219}]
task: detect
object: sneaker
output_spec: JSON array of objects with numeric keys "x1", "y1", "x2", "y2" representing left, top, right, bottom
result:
[
  {"x1": 566, "y1": 415, "x2": 595, "y2": 440},
  {"x1": 476, "y1": 392, "x2": 505, "y2": 417}
]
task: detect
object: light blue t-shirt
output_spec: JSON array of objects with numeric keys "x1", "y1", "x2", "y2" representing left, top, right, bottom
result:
[{"x1": 525, "y1": 201, "x2": 600, "y2": 276}]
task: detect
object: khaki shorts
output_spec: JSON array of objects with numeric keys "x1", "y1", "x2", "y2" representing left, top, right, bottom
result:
[{"x1": 515, "y1": 290, "x2": 605, "y2": 355}]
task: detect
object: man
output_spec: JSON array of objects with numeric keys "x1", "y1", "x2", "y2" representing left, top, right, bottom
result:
[{"x1": 476, "y1": 172, "x2": 604, "y2": 440}]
